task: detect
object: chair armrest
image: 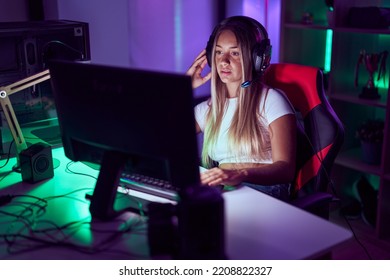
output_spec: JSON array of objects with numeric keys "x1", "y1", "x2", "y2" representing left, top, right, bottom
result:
[{"x1": 291, "y1": 192, "x2": 333, "y2": 219}]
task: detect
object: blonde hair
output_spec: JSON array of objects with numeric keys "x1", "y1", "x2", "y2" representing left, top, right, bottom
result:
[{"x1": 201, "y1": 24, "x2": 271, "y2": 168}]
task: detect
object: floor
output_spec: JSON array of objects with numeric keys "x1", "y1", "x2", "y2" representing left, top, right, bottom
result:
[{"x1": 329, "y1": 202, "x2": 390, "y2": 260}]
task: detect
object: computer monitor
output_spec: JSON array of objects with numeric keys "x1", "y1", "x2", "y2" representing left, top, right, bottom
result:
[{"x1": 48, "y1": 60, "x2": 200, "y2": 220}]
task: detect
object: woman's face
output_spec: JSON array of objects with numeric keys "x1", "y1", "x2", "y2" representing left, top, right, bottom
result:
[{"x1": 214, "y1": 30, "x2": 242, "y2": 88}]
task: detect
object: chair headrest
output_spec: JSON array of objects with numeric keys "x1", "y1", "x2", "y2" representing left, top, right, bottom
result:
[{"x1": 264, "y1": 63, "x2": 323, "y2": 117}]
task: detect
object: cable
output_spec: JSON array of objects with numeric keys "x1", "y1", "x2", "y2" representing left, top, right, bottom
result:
[
  {"x1": 341, "y1": 213, "x2": 373, "y2": 260},
  {"x1": 0, "y1": 156, "x2": 149, "y2": 257},
  {"x1": 44, "y1": 187, "x2": 94, "y2": 203},
  {"x1": 294, "y1": 115, "x2": 338, "y2": 196},
  {"x1": 65, "y1": 160, "x2": 148, "y2": 217},
  {"x1": 2, "y1": 214, "x2": 146, "y2": 257},
  {"x1": 0, "y1": 190, "x2": 147, "y2": 257},
  {"x1": 0, "y1": 140, "x2": 14, "y2": 169},
  {"x1": 297, "y1": 115, "x2": 375, "y2": 260},
  {"x1": 65, "y1": 161, "x2": 98, "y2": 180},
  {"x1": 274, "y1": 86, "x2": 338, "y2": 198},
  {"x1": 42, "y1": 40, "x2": 85, "y2": 68},
  {"x1": 327, "y1": 197, "x2": 373, "y2": 260}
]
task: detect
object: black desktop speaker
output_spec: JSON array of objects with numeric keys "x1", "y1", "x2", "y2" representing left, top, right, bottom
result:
[
  {"x1": 177, "y1": 187, "x2": 225, "y2": 259},
  {"x1": 20, "y1": 142, "x2": 54, "y2": 183},
  {"x1": 147, "y1": 187, "x2": 225, "y2": 259}
]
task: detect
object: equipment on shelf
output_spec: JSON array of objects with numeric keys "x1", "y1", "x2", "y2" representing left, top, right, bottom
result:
[{"x1": 355, "y1": 50, "x2": 388, "y2": 100}]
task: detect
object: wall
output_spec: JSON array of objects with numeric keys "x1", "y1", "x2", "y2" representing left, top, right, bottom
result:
[
  {"x1": 2, "y1": 1, "x2": 280, "y2": 70},
  {"x1": 127, "y1": 0, "x2": 216, "y2": 73},
  {"x1": 46, "y1": 0, "x2": 130, "y2": 67},
  {"x1": 43, "y1": 0, "x2": 279, "y2": 97},
  {"x1": 226, "y1": 0, "x2": 281, "y2": 63},
  {"x1": 45, "y1": 1, "x2": 215, "y2": 70},
  {"x1": 45, "y1": 0, "x2": 216, "y2": 97},
  {"x1": 0, "y1": 0, "x2": 28, "y2": 21}
]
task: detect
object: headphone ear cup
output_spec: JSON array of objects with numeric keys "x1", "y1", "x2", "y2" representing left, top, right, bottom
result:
[{"x1": 252, "y1": 39, "x2": 272, "y2": 74}]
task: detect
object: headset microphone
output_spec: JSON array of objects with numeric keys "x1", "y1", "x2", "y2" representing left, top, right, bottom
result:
[{"x1": 241, "y1": 80, "x2": 252, "y2": 88}]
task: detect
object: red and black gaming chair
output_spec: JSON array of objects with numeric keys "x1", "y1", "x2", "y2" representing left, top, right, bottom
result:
[{"x1": 264, "y1": 63, "x2": 344, "y2": 219}]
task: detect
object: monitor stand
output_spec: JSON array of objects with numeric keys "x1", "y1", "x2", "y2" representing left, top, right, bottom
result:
[{"x1": 89, "y1": 150, "x2": 129, "y2": 220}]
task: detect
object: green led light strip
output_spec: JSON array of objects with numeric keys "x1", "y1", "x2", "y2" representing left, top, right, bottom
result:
[{"x1": 324, "y1": 29, "x2": 333, "y2": 73}]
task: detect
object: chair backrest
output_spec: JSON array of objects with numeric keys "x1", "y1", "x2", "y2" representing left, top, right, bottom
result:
[{"x1": 263, "y1": 63, "x2": 344, "y2": 198}]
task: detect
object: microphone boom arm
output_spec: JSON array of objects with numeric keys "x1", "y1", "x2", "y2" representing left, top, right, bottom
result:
[{"x1": 0, "y1": 70, "x2": 51, "y2": 161}]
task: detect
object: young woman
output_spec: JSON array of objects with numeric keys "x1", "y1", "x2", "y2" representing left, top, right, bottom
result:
[{"x1": 186, "y1": 16, "x2": 296, "y2": 201}]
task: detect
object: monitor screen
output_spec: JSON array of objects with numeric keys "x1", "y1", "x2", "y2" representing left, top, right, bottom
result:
[{"x1": 48, "y1": 60, "x2": 200, "y2": 220}]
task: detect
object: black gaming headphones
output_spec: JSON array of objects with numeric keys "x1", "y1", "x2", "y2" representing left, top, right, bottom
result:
[{"x1": 205, "y1": 16, "x2": 272, "y2": 81}]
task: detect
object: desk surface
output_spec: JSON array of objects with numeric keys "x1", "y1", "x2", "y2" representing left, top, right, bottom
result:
[{"x1": 0, "y1": 147, "x2": 352, "y2": 260}]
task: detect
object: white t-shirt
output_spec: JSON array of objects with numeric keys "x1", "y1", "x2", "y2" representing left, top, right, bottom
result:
[{"x1": 194, "y1": 88, "x2": 294, "y2": 164}]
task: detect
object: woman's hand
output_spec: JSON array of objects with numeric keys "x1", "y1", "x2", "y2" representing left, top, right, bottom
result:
[
  {"x1": 186, "y1": 49, "x2": 211, "y2": 89},
  {"x1": 200, "y1": 167, "x2": 245, "y2": 187}
]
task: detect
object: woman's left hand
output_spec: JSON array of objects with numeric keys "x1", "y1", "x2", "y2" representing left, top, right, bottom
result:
[{"x1": 200, "y1": 167, "x2": 244, "y2": 187}]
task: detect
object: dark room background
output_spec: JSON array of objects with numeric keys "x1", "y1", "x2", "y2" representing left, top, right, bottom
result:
[{"x1": 0, "y1": 0, "x2": 281, "y2": 97}]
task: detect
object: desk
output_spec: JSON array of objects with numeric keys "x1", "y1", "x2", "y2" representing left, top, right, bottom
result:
[{"x1": 0, "y1": 147, "x2": 352, "y2": 260}]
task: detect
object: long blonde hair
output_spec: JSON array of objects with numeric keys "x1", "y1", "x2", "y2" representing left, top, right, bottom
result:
[{"x1": 202, "y1": 22, "x2": 271, "y2": 168}]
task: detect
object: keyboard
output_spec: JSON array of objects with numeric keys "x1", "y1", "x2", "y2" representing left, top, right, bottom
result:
[{"x1": 118, "y1": 172, "x2": 179, "y2": 201}]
